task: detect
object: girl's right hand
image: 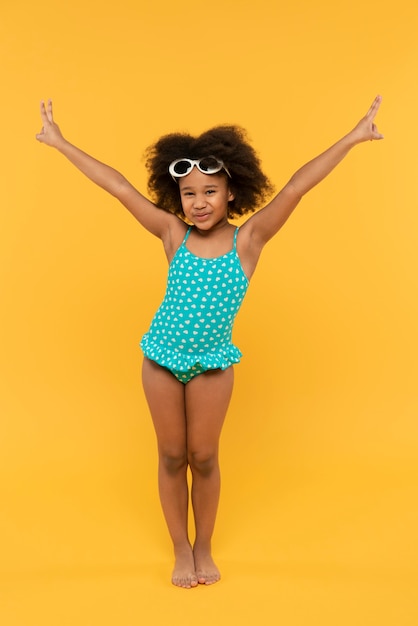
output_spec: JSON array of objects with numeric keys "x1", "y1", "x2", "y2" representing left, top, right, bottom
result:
[{"x1": 36, "y1": 99, "x2": 65, "y2": 148}]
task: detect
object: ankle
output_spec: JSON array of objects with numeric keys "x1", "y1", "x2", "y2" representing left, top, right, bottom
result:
[
  {"x1": 193, "y1": 539, "x2": 212, "y2": 553},
  {"x1": 173, "y1": 540, "x2": 193, "y2": 554}
]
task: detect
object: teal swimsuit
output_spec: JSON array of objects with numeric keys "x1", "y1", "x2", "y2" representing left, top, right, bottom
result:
[{"x1": 140, "y1": 227, "x2": 249, "y2": 383}]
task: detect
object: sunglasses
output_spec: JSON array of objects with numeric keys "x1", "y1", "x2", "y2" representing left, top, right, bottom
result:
[{"x1": 169, "y1": 156, "x2": 231, "y2": 181}]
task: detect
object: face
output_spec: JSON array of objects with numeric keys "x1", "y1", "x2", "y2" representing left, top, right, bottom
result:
[{"x1": 178, "y1": 168, "x2": 234, "y2": 230}]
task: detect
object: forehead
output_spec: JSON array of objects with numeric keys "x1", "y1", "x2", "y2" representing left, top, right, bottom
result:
[{"x1": 178, "y1": 168, "x2": 228, "y2": 190}]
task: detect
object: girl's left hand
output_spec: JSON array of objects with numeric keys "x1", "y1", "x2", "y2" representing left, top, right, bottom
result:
[{"x1": 350, "y1": 95, "x2": 384, "y2": 143}]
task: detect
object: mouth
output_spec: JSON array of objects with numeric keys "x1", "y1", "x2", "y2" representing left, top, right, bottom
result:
[{"x1": 194, "y1": 212, "x2": 210, "y2": 221}]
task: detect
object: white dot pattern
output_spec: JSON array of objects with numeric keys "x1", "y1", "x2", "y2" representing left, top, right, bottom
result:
[{"x1": 140, "y1": 227, "x2": 249, "y2": 381}]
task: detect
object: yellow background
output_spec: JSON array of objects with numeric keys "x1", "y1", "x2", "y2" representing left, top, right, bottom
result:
[{"x1": 1, "y1": 0, "x2": 417, "y2": 624}]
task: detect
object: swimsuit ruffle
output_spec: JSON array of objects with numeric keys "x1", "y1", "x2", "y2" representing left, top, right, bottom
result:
[{"x1": 140, "y1": 333, "x2": 242, "y2": 373}]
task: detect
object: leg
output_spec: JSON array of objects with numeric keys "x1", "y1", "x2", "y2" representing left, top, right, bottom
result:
[
  {"x1": 185, "y1": 367, "x2": 234, "y2": 584},
  {"x1": 142, "y1": 358, "x2": 197, "y2": 589}
]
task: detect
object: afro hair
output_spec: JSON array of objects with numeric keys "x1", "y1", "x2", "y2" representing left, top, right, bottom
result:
[{"x1": 145, "y1": 125, "x2": 274, "y2": 219}]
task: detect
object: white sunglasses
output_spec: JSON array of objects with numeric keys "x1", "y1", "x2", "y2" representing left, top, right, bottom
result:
[{"x1": 169, "y1": 156, "x2": 231, "y2": 181}]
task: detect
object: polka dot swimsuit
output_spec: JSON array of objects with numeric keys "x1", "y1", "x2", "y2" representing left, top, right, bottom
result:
[{"x1": 140, "y1": 227, "x2": 249, "y2": 383}]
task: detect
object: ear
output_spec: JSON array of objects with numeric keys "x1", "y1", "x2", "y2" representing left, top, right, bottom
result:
[{"x1": 228, "y1": 188, "x2": 235, "y2": 201}]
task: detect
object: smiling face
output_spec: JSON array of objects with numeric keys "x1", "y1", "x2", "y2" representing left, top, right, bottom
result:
[{"x1": 178, "y1": 168, "x2": 235, "y2": 230}]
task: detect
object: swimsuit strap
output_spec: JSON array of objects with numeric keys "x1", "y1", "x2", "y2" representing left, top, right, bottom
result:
[
  {"x1": 182, "y1": 227, "x2": 192, "y2": 244},
  {"x1": 233, "y1": 226, "x2": 239, "y2": 249}
]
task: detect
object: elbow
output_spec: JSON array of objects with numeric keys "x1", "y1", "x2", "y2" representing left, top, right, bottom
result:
[
  {"x1": 109, "y1": 173, "x2": 131, "y2": 198},
  {"x1": 285, "y1": 179, "x2": 304, "y2": 202}
]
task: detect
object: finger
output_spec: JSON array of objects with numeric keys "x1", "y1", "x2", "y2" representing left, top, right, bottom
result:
[
  {"x1": 39, "y1": 100, "x2": 49, "y2": 124},
  {"x1": 39, "y1": 99, "x2": 54, "y2": 124},
  {"x1": 46, "y1": 99, "x2": 54, "y2": 123},
  {"x1": 366, "y1": 94, "x2": 382, "y2": 121},
  {"x1": 370, "y1": 122, "x2": 384, "y2": 140}
]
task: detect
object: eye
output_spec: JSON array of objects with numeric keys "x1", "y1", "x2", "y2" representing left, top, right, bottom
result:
[{"x1": 206, "y1": 189, "x2": 216, "y2": 195}]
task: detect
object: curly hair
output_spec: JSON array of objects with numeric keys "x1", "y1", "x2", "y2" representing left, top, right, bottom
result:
[{"x1": 144, "y1": 125, "x2": 274, "y2": 219}]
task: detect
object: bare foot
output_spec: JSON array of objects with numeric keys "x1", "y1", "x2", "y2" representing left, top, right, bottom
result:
[
  {"x1": 193, "y1": 544, "x2": 221, "y2": 585},
  {"x1": 172, "y1": 545, "x2": 198, "y2": 589}
]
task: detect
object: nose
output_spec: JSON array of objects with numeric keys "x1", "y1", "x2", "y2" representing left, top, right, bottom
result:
[{"x1": 193, "y1": 195, "x2": 207, "y2": 209}]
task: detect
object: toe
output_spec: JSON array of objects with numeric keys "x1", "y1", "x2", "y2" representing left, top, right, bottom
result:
[{"x1": 172, "y1": 573, "x2": 198, "y2": 589}]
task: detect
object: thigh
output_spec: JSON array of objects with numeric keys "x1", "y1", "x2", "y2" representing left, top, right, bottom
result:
[
  {"x1": 185, "y1": 367, "x2": 234, "y2": 453},
  {"x1": 142, "y1": 358, "x2": 187, "y2": 452}
]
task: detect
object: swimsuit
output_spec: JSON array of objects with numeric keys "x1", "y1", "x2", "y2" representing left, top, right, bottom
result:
[{"x1": 140, "y1": 227, "x2": 249, "y2": 383}]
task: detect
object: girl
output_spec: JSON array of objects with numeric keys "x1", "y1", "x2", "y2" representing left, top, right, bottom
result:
[{"x1": 36, "y1": 96, "x2": 383, "y2": 588}]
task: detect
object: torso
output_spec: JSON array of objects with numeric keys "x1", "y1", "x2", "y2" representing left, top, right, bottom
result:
[
  {"x1": 164, "y1": 218, "x2": 262, "y2": 281},
  {"x1": 140, "y1": 226, "x2": 249, "y2": 374}
]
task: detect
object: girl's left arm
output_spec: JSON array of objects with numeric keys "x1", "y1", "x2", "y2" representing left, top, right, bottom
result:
[{"x1": 245, "y1": 95, "x2": 384, "y2": 248}]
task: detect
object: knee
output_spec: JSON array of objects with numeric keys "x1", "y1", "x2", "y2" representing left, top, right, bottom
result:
[
  {"x1": 160, "y1": 450, "x2": 188, "y2": 475},
  {"x1": 188, "y1": 450, "x2": 218, "y2": 477}
]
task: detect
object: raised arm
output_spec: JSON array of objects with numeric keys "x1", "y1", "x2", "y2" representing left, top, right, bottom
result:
[
  {"x1": 36, "y1": 100, "x2": 174, "y2": 239},
  {"x1": 243, "y1": 96, "x2": 384, "y2": 250}
]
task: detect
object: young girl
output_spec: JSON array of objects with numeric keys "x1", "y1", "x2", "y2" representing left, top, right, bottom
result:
[{"x1": 36, "y1": 96, "x2": 383, "y2": 588}]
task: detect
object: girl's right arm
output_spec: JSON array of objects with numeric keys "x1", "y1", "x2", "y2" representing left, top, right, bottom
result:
[{"x1": 36, "y1": 100, "x2": 174, "y2": 239}]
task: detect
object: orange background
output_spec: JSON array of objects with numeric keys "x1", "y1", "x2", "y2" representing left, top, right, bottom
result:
[{"x1": 1, "y1": 0, "x2": 417, "y2": 624}]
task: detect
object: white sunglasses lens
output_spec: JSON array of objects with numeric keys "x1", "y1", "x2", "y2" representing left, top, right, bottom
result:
[
  {"x1": 172, "y1": 160, "x2": 192, "y2": 175},
  {"x1": 199, "y1": 157, "x2": 221, "y2": 173}
]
